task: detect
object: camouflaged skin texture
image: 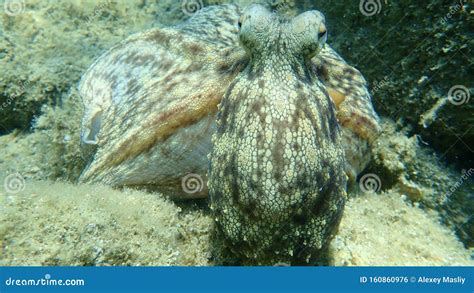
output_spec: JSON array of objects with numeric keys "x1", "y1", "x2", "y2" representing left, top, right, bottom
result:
[
  {"x1": 78, "y1": 5, "x2": 246, "y2": 196},
  {"x1": 312, "y1": 46, "x2": 379, "y2": 182},
  {"x1": 208, "y1": 5, "x2": 347, "y2": 265},
  {"x1": 78, "y1": 3, "x2": 380, "y2": 198}
]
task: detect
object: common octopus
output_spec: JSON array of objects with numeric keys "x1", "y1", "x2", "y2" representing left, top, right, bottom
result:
[
  {"x1": 77, "y1": 3, "x2": 381, "y2": 265},
  {"x1": 209, "y1": 5, "x2": 346, "y2": 265}
]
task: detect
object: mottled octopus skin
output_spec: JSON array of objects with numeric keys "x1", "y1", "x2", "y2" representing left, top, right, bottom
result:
[
  {"x1": 208, "y1": 5, "x2": 347, "y2": 265},
  {"x1": 78, "y1": 4, "x2": 380, "y2": 198},
  {"x1": 78, "y1": 5, "x2": 245, "y2": 197}
]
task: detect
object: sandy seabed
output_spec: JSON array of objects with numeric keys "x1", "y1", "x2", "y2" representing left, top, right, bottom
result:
[{"x1": 0, "y1": 179, "x2": 471, "y2": 266}]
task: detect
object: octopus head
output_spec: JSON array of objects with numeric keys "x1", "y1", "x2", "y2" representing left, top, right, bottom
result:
[{"x1": 238, "y1": 4, "x2": 327, "y2": 60}]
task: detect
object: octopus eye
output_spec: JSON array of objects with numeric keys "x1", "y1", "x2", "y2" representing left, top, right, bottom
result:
[
  {"x1": 318, "y1": 22, "x2": 327, "y2": 39},
  {"x1": 318, "y1": 29, "x2": 327, "y2": 39}
]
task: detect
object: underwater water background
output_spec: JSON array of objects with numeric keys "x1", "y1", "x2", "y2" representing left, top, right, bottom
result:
[{"x1": 0, "y1": 0, "x2": 472, "y2": 266}]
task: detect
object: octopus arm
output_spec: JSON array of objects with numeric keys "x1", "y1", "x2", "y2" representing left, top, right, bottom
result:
[{"x1": 312, "y1": 45, "x2": 381, "y2": 143}]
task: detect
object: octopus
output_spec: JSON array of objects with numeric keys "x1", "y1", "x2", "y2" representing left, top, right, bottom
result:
[
  {"x1": 77, "y1": 3, "x2": 381, "y2": 264},
  {"x1": 209, "y1": 5, "x2": 346, "y2": 265}
]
